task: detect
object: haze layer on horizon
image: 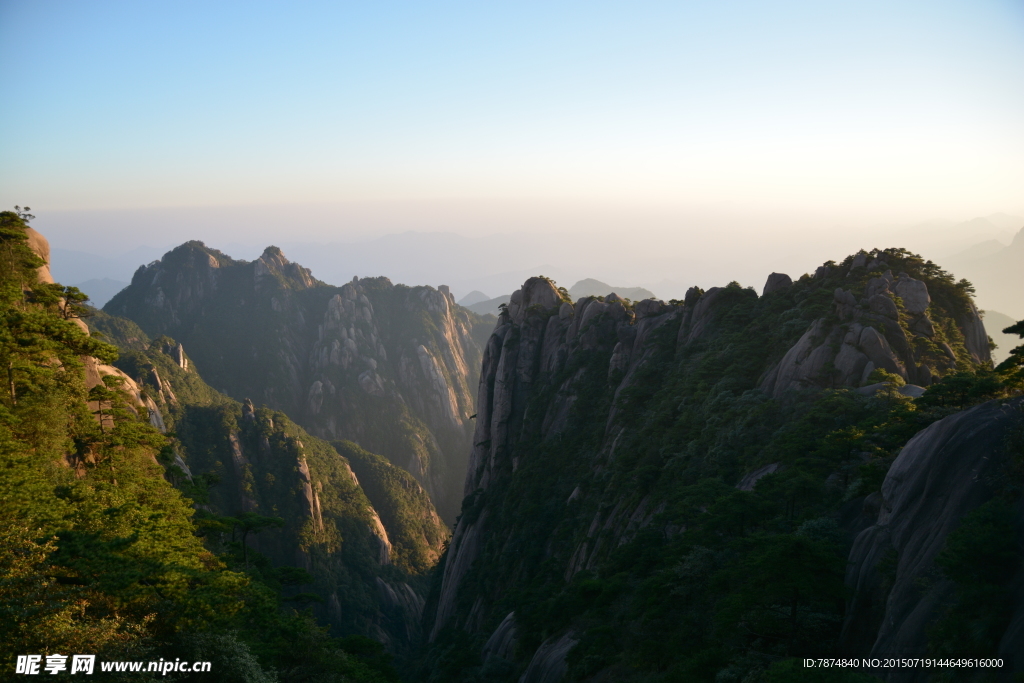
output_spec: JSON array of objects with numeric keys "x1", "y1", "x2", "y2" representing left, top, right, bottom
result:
[{"x1": 2, "y1": 0, "x2": 1023, "y2": 224}]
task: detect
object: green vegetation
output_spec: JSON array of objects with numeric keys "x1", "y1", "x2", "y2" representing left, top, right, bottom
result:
[
  {"x1": 421, "y1": 249, "x2": 1021, "y2": 682},
  {"x1": 103, "y1": 241, "x2": 492, "y2": 522},
  {"x1": 335, "y1": 441, "x2": 449, "y2": 575},
  {"x1": 0, "y1": 211, "x2": 400, "y2": 681}
]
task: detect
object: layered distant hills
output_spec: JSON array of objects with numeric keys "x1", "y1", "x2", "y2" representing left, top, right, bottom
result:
[
  {"x1": 947, "y1": 227, "x2": 1024, "y2": 320},
  {"x1": 460, "y1": 278, "x2": 657, "y2": 316}
]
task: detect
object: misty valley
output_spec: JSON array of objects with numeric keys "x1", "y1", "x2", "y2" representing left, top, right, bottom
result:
[{"x1": 2, "y1": 210, "x2": 1024, "y2": 683}]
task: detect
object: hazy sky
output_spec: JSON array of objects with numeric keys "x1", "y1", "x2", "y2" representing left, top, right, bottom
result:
[{"x1": 2, "y1": 0, "x2": 1023, "y2": 237}]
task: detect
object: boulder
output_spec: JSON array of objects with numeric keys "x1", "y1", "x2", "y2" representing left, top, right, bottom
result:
[
  {"x1": 893, "y1": 276, "x2": 930, "y2": 314},
  {"x1": 834, "y1": 288, "x2": 857, "y2": 307},
  {"x1": 909, "y1": 315, "x2": 935, "y2": 337},
  {"x1": 841, "y1": 399, "x2": 1024, "y2": 672},
  {"x1": 834, "y1": 343, "x2": 871, "y2": 385},
  {"x1": 859, "y1": 326, "x2": 907, "y2": 379},
  {"x1": 864, "y1": 277, "x2": 891, "y2": 300},
  {"x1": 762, "y1": 273, "x2": 793, "y2": 296},
  {"x1": 634, "y1": 299, "x2": 667, "y2": 319},
  {"x1": 868, "y1": 294, "x2": 899, "y2": 319},
  {"x1": 507, "y1": 277, "x2": 562, "y2": 325}
]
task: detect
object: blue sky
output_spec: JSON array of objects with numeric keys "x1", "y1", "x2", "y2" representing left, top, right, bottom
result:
[{"x1": 2, "y1": 0, "x2": 1023, "y2": 232}]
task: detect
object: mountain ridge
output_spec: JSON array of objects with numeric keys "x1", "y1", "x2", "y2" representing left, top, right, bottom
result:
[{"x1": 103, "y1": 240, "x2": 493, "y2": 522}]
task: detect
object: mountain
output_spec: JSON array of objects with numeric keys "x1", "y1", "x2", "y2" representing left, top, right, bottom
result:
[
  {"x1": 1, "y1": 215, "x2": 402, "y2": 681},
  {"x1": 72, "y1": 277, "x2": 129, "y2": 307},
  {"x1": 103, "y1": 331, "x2": 448, "y2": 655},
  {"x1": 945, "y1": 227, "x2": 1024, "y2": 319},
  {"x1": 418, "y1": 249, "x2": 1019, "y2": 681},
  {"x1": 466, "y1": 294, "x2": 510, "y2": 316},
  {"x1": 567, "y1": 278, "x2": 656, "y2": 302},
  {"x1": 986, "y1": 310, "x2": 1020, "y2": 365},
  {"x1": 457, "y1": 290, "x2": 491, "y2": 307},
  {"x1": 102, "y1": 241, "x2": 493, "y2": 522},
  {"x1": 464, "y1": 279, "x2": 658, "y2": 318},
  {"x1": 48, "y1": 244, "x2": 169, "y2": 284},
  {"x1": 892, "y1": 213, "x2": 1023, "y2": 258}
]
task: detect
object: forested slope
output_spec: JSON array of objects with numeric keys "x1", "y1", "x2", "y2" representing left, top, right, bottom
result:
[
  {"x1": 0, "y1": 212, "x2": 407, "y2": 681},
  {"x1": 420, "y1": 250, "x2": 1024, "y2": 682}
]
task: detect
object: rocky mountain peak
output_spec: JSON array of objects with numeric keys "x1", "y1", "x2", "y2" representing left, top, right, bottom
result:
[{"x1": 506, "y1": 276, "x2": 563, "y2": 324}]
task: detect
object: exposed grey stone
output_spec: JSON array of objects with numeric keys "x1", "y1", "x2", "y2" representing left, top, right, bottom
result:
[
  {"x1": 960, "y1": 301, "x2": 991, "y2": 364},
  {"x1": 856, "y1": 383, "x2": 924, "y2": 398},
  {"x1": 760, "y1": 319, "x2": 834, "y2": 397},
  {"x1": 763, "y1": 272, "x2": 793, "y2": 295},
  {"x1": 841, "y1": 399, "x2": 1024, "y2": 670},
  {"x1": 868, "y1": 294, "x2": 899, "y2": 319},
  {"x1": 814, "y1": 265, "x2": 831, "y2": 279},
  {"x1": 519, "y1": 631, "x2": 579, "y2": 683},
  {"x1": 850, "y1": 252, "x2": 868, "y2": 270},
  {"x1": 834, "y1": 288, "x2": 857, "y2": 307},
  {"x1": 608, "y1": 341, "x2": 630, "y2": 377},
  {"x1": 859, "y1": 326, "x2": 907, "y2": 379},
  {"x1": 909, "y1": 315, "x2": 935, "y2": 337},
  {"x1": 482, "y1": 612, "x2": 518, "y2": 664},
  {"x1": 859, "y1": 361, "x2": 876, "y2": 385},
  {"x1": 736, "y1": 463, "x2": 780, "y2": 491},
  {"x1": 893, "y1": 276, "x2": 930, "y2": 314},
  {"x1": 899, "y1": 384, "x2": 926, "y2": 398},
  {"x1": 358, "y1": 370, "x2": 385, "y2": 397},
  {"x1": 634, "y1": 299, "x2": 667, "y2": 319},
  {"x1": 864, "y1": 277, "x2": 891, "y2": 300},
  {"x1": 834, "y1": 343, "x2": 870, "y2": 385}
]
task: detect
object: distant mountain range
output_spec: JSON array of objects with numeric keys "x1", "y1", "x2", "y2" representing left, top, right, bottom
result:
[
  {"x1": 71, "y1": 277, "x2": 129, "y2": 307},
  {"x1": 43, "y1": 212, "x2": 1024, "y2": 315},
  {"x1": 945, "y1": 226, "x2": 1024, "y2": 319},
  {"x1": 459, "y1": 279, "x2": 659, "y2": 316}
]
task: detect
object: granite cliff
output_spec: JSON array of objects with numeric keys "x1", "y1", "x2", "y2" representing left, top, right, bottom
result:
[
  {"x1": 1, "y1": 215, "x2": 402, "y2": 680},
  {"x1": 85, "y1": 313, "x2": 450, "y2": 655},
  {"x1": 103, "y1": 241, "x2": 493, "y2": 522},
  {"x1": 419, "y1": 249, "x2": 1019, "y2": 682}
]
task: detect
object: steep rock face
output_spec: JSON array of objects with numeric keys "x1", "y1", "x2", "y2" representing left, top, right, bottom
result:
[
  {"x1": 23, "y1": 229, "x2": 164, "y2": 441},
  {"x1": 841, "y1": 398, "x2": 1024, "y2": 680},
  {"x1": 430, "y1": 276, "x2": 678, "y2": 648},
  {"x1": 105, "y1": 333, "x2": 449, "y2": 654},
  {"x1": 104, "y1": 241, "x2": 492, "y2": 521},
  {"x1": 761, "y1": 260, "x2": 990, "y2": 398},
  {"x1": 422, "y1": 251, "x2": 995, "y2": 681}
]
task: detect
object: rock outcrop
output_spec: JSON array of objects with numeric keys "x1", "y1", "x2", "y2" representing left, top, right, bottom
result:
[
  {"x1": 762, "y1": 272, "x2": 793, "y2": 295},
  {"x1": 104, "y1": 328, "x2": 447, "y2": 655},
  {"x1": 761, "y1": 262, "x2": 989, "y2": 397},
  {"x1": 841, "y1": 398, "x2": 1024, "y2": 680}
]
